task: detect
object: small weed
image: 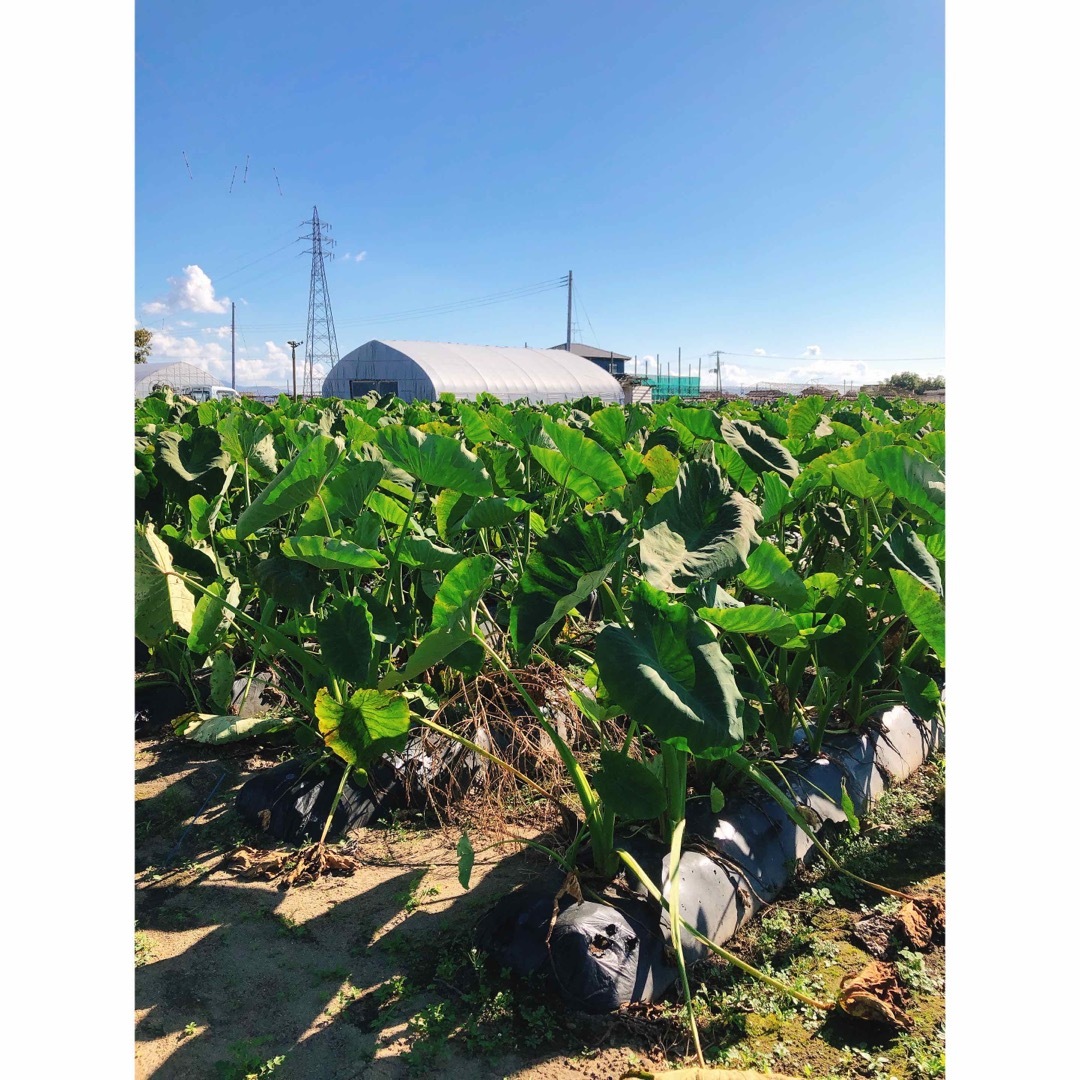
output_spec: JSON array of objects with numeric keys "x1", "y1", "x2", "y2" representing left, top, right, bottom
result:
[
  {"x1": 135, "y1": 927, "x2": 155, "y2": 967},
  {"x1": 804, "y1": 886, "x2": 836, "y2": 909},
  {"x1": 895, "y1": 948, "x2": 942, "y2": 995},
  {"x1": 269, "y1": 911, "x2": 314, "y2": 941},
  {"x1": 181, "y1": 1021, "x2": 199, "y2": 1039},
  {"x1": 374, "y1": 974, "x2": 408, "y2": 1007},
  {"x1": 214, "y1": 1038, "x2": 286, "y2": 1080}
]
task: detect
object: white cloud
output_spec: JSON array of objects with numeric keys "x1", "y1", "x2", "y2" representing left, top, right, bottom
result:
[
  {"x1": 341, "y1": 251, "x2": 367, "y2": 262},
  {"x1": 802, "y1": 345, "x2": 822, "y2": 359},
  {"x1": 150, "y1": 330, "x2": 229, "y2": 366},
  {"x1": 769, "y1": 359, "x2": 869, "y2": 386},
  {"x1": 205, "y1": 325, "x2": 233, "y2": 339},
  {"x1": 141, "y1": 265, "x2": 231, "y2": 316},
  {"x1": 753, "y1": 348, "x2": 766, "y2": 356}
]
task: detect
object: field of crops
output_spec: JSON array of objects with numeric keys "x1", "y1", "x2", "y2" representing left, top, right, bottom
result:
[{"x1": 135, "y1": 387, "x2": 945, "y2": 1076}]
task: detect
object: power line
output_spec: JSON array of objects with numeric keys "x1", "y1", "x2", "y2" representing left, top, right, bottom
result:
[{"x1": 716, "y1": 349, "x2": 945, "y2": 363}]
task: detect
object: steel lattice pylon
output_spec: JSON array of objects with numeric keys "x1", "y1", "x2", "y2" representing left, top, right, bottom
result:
[{"x1": 302, "y1": 206, "x2": 339, "y2": 397}]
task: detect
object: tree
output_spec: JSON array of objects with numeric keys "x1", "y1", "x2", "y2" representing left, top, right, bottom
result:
[
  {"x1": 883, "y1": 371, "x2": 945, "y2": 395},
  {"x1": 135, "y1": 328, "x2": 154, "y2": 364}
]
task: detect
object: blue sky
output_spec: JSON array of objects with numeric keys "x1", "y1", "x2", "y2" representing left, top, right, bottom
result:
[{"x1": 136, "y1": 0, "x2": 944, "y2": 391}]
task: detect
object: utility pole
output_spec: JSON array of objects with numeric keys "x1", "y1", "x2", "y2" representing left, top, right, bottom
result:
[
  {"x1": 710, "y1": 350, "x2": 723, "y2": 394},
  {"x1": 231, "y1": 302, "x2": 236, "y2": 389},
  {"x1": 287, "y1": 340, "x2": 303, "y2": 400},
  {"x1": 565, "y1": 270, "x2": 573, "y2": 351}
]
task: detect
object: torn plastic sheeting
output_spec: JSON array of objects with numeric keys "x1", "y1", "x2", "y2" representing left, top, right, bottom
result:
[
  {"x1": 539, "y1": 706, "x2": 942, "y2": 1012},
  {"x1": 235, "y1": 755, "x2": 406, "y2": 844}
]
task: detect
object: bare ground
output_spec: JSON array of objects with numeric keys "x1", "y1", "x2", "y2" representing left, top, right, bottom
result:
[{"x1": 135, "y1": 725, "x2": 945, "y2": 1080}]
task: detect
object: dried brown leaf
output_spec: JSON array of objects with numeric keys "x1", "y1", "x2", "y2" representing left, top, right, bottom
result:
[{"x1": 838, "y1": 959, "x2": 914, "y2": 1030}]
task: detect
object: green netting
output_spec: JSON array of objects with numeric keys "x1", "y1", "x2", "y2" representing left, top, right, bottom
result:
[{"x1": 644, "y1": 376, "x2": 700, "y2": 400}]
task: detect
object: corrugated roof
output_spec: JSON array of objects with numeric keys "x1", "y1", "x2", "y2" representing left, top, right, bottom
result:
[{"x1": 548, "y1": 342, "x2": 632, "y2": 361}]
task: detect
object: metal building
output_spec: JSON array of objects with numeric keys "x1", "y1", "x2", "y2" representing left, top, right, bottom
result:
[{"x1": 322, "y1": 340, "x2": 622, "y2": 403}]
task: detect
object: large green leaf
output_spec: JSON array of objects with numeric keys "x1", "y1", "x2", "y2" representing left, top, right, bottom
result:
[
  {"x1": 315, "y1": 686, "x2": 411, "y2": 772},
  {"x1": 431, "y1": 554, "x2": 496, "y2": 632},
  {"x1": 875, "y1": 522, "x2": 943, "y2": 595},
  {"x1": 738, "y1": 541, "x2": 808, "y2": 609},
  {"x1": 187, "y1": 578, "x2": 241, "y2": 654},
  {"x1": 135, "y1": 524, "x2": 196, "y2": 645},
  {"x1": 720, "y1": 417, "x2": 800, "y2": 482},
  {"x1": 596, "y1": 614, "x2": 746, "y2": 758},
  {"x1": 890, "y1": 569, "x2": 946, "y2": 664},
  {"x1": 156, "y1": 427, "x2": 230, "y2": 483},
  {"x1": 375, "y1": 425, "x2": 492, "y2": 496},
  {"x1": 787, "y1": 397, "x2": 826, "y2": 439},
  {"x1": 813, "y1": 595, "x2": 883, "y2": 684},
  {"x1": 865, "y1": 446, "x2": 945, "y2": 524},
  {"x1": 217, "y1": 413, "x2": 278, "y2": 479},
  {"x1": 253, "y1": 552, "x2": 322, "y2": 610},
  {"x1": 530, "y1": 417, "x2": 627, "y2": 500},
  {"x1": 234, "y1": 435, "x2": 345, "y2": 539},
  {"x1": 462, "y1": 496, "x2": 531, "y2": 530},
  {"x1": 590, "y1": 750, "x2": 667, "y2": 821},
  {"x1": 395, "y1": 536, "x2": 464, "y2": 571},
  {"x1": 320, "y1": 458, "x2": 385, "y2": 521},
  {"x1": 380, "y1": 556, "x2": 495, "y2": 687},
  {"x1": 829, "y1": 460, "x2": 887, "y2": 500},
  {"x1": 698, "y1": 604, "x2": 798, "y2": 646},
  {"x1": 639, "y1": 457, "x2": 763, "y2": 593},
  {"x1": 318, "y1": 595, "x2": 375, "y2": 686},
  {"x1": 280, "y1": 535, "x2": 386, "y2": 571},
  {"x1": 510, "y1": 511, "x2": 632, "y2": 658}
]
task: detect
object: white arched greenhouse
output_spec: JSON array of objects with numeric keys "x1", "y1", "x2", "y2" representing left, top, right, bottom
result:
[
  {"x1": 321, "y1": 340, "x2": 622, "y2": 404},
  {"x1": 135, "y1": 361, "x2": 220, "y2": 399}
]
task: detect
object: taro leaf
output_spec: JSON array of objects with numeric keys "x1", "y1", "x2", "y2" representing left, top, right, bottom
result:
[
  {"x1": 352, "y1": 514, "x2": 383, "y2": 549},
  {"x1": 135, "y1": 524, "x2": 196, "y2": 645},
  {"x1": 589, "y1": 405, "x2": 630, "y2": 451},
  {"x1": 829, "y1": 459, "x2": 888, "y2": 500},
  {"x1": 315, "y1": 686, "x2": 411, "y2": 772},
  {"x1": 375, "y1": 425, "x2": 492, "y2": 496},
  {"x1": 318, "y1": 595, "x2": 375, "y2": 686},
  {"x1": 280, "y1": 535, "x2": 386, "y2": 572},
  {"x1": 865, "y1": 446, "x2": 945, "y2": 524},
  {"x1": 159, "y1": 530, "x2": 218, "y2": 581},
  {"x1": 814, "y1": 595, "x2": 883, "y2": 684},
  {"x1": 457, "y1": 402, "x2": 493, "y2": 445},
  {"x1": 188, "y1": 494, "x2": 212, "y2": 542},
  {"x1": 710, "y1": 785, "x2": 726, "y2": 812},
  {"x1": 210, "y1": 651, "x2": 237, "y2": 712},
  {"x1": 457, "y1": 832, "x2": 475, "y2": 889},
  {"x1": 381, "y1": 556, "x2": 496, "y2": 687},
  {"x1": 435, "y1": 488, "x2": 474, "y2": 543},
  {"x1": 590, "y1": 750, "x2": 667, "y2": 821},
  {"x1": 890, "y1": 570, "x2": 945, "y2": 664},
  {"x1": 463, "y1": 496, "x2": 531, "y2": 530},
  {"x1": 172, "y1": 712, "x2": 294, "y2": 744},
  {"x1": 720, "y1": 417, "x2": 800, "y2": 482},
  {"x1": 712, "y1": 441, "x2": 758, "y2": 493},
  {"x1": 759, "y1": 472, "x2": 793, "y2": 523},
  {"x1": 698, "y1": 604, "x2": 798, "y2": 647},
  {"x1": 217, "y1": 413, "x2": 278, "y2": 480},
  {"x1": 187, "y1": 578, "x2": 241, "y2": 655},
  {"x1": 898, "y1": 665, "x2": 941, "y2": 720},
  {"x1": 366, "y1": 489, "x2": 410, "y2": 527},
  {"x1": 640, "y1": 457, "x2": 763, "y2": 593},
  {"x1": 665, "y1": 405, "x2": 724, "y2": 442},
  {"x1": 432, "y1": 554, "x2": 497, "y2": 632},
  {"x1": 787, "y1": 396, "x2": 826, "y2": 440},
  {"x1": 510, "y1": 511, "x2": 632, "y2": 659},
  {"x1": 445, "y1": 638, "x2": 485, "y2": 678},
  {"x1": 875, "y1": 523, "x2": 943, "y2": 595},
  {"x1": 157, "y1": 427, "x2": 230, "y2": 483},
  {"x1": 253, "y1": 552, "x2": 322, "y2": 610},
  {"x1": 395, "y1": 536, "x2": 464, "y2": 572},
  {"x1": 642, "y1": 444, "x2": 681, "y2": 496},
  {"x1": 738, "y1": 541, "x2": 808, "y2": 609},
  {"x1": 234, "y1": 435, "x2": 345, "y2": 539},
  {"x1": 530, "y1": 417, "x2": 627, "y2": 501},
  {"x1": 595, "y1": 614, "x2": 746, "y2": 758},
  {"x1": 321, "y1": 458, "x2": 385, "y2": 521}
]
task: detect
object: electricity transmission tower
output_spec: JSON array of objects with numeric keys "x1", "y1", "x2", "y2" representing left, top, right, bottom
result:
[{"x1": 301, "y1": 206, "x2": 339, "y2": 397}]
